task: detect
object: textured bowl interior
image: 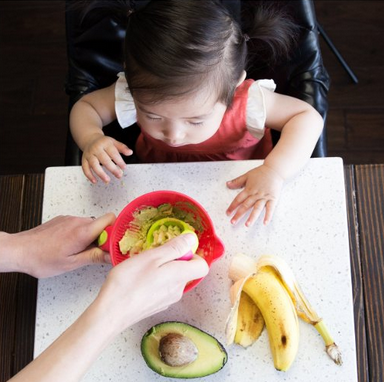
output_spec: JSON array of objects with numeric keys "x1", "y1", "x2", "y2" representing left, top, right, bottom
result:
[{"x1": 109, "y1": 190, "x2": 225, "y2": 292}]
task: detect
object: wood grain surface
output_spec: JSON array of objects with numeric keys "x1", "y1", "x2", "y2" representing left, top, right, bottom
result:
[
  {"x1": 354, "y1": 165, "x2": 384, "y2": 382},
  {"x1": 0, "y1": 174, "x2": 44, "y2": 381},
  {"x1": 344, "y1": 166, "x2": 369, "y2": 382}
]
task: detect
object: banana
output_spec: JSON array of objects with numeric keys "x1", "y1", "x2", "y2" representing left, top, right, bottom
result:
[
  {"x1": 228, "y1": 253, "x2": 343, "y2": 366},
  {"x1": 234, "y1": 291, "x2": 265, "y2": 347},
  {"x1": 227, "y1": 278, "x2": 265, "y2": 348},
  {"x1": 256, "y1": 255, "x2": 342, "y2": 366},
  {"x1": 242, "y1": 268, "x2": 299, "y2": 371}
]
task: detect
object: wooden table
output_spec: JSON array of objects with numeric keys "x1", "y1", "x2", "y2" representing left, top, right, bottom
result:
[{"x1": 0, "y1": 165, "x2": 383, "y2": 382}]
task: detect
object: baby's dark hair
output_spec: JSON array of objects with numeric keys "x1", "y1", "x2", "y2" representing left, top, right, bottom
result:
[
  {"x1": 75, "y1": 0, "x2": 299, "y2": 106},
  {"x1": 241, "y1": 1, "x2": 300, "y2": 72},
  {"x1": 124, "y1": 0, "x2": 298, "y2": 106},
  {"x1": 124, "y1": 0, "x2": 243, "y2": 106}
]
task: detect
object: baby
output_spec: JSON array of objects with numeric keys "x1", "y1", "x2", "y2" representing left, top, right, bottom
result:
[{"x1": 70, "y1": 0, "x2": 324, "y2": 227}]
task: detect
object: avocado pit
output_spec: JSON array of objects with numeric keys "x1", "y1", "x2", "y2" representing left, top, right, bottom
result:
[{"x1": 159, "y1": 333, "x2": 198, "y2": 367}]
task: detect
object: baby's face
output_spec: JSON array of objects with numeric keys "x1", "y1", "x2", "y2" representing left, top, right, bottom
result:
[{"x1": 134, "y1": 89, "x2": 227, "y2": 147}]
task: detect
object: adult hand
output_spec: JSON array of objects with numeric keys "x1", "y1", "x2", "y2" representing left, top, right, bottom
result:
[
  {"x1": 95, "y1": 233, "x2": 209, "y2": 334},
  {"x1": 82, "y1": 134, "x2": 132, "y2": 184},
  {"x1": 2, "y1": 214, "x2": 116, "y2": 278},
  {"x1": 226, "y1": 164, "x2": 284, "y2": 226},
  {"x1": 8, "y1": 234, "x2": 209, "y2": 382}
]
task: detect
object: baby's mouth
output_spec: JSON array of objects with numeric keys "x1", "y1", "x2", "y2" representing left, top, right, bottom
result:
[{"x1": 164, "y1": 140, "x2": 186, "y2": 147}]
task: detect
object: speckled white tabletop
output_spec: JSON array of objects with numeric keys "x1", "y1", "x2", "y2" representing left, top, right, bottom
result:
[{"x1": 35, "y1": 157, "x2": 357, "y2": 382}]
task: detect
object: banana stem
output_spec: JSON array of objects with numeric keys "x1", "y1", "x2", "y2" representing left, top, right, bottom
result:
[
  {"x1": 314, "y1": 320, "x2": 333, "y2": 346},
  {"x1": 314, "y1": 320, "x2": 343, "y2": 365}
]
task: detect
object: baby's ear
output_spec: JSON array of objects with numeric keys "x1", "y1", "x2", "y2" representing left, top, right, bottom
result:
[{"x1": 236, "y1": 70, "x2": 247, "y2": 87}]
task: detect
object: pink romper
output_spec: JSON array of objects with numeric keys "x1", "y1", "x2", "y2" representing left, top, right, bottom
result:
[{"x1": 115, "y1": 74, "x2": 276, "y2": 163}]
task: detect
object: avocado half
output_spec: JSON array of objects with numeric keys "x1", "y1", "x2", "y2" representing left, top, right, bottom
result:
[{"x1": 141, "y1": 321, "x2": 228, "y2": 379}]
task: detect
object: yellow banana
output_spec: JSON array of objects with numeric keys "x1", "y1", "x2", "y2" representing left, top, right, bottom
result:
[
  {"x1": 234, "y1": 291, "x2": 265, "y2": 347},
  {"x1": 256, "y1": 255, "x2": 342, "y2": 366},
  {"x1": 242, "y1": 268, "x2": 299, "y2": 371},
  {"x1": 229, "y1": 253, "x2": 342, "y2": 366}
]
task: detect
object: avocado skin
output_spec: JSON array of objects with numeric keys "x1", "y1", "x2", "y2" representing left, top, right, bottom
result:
[{"x1": 141, "y1": 321, "x2": 228, "y2": 379}]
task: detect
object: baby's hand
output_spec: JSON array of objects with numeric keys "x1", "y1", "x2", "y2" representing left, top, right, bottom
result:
[
  {"x1": 226, "y1": 164, "x2": 284, "y2": 226},
  {"x1": 82, "y1": 134, "x2": 133, "y2": 183}
]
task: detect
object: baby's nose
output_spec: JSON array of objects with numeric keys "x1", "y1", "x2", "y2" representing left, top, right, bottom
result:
[{"x1": 163, "y1": 123, "x2": 183, "y2": 140}]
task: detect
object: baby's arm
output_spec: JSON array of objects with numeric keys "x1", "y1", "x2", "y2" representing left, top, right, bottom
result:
[
  {"x1": 70, "y1": 83, "x2": 132, "y2": 183},
  {"x1": 227, "y1": 91, "x2": 323, "y2": 226},
  {"x1": 263, "y1": 90, "x2": 324, "y2": 178}
]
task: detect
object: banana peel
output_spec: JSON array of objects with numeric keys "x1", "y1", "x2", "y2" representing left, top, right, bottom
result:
[{"x1": 226, "y1": 276, "x2": 253, "y2": 346}]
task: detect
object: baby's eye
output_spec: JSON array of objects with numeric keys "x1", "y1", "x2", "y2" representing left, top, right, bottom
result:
[
  {"x1": 188, "y1": 121, "x2": 204, "y2": 126},
  {"x1": 146, "y1": 115, "x2": 162, "y2": 121}
]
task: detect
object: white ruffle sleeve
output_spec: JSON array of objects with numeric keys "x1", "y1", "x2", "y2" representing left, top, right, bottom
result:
[
  {"x1": 115, "y1": 72, "x2": 137, "y2": 128},
  {"x1": 246, "y1": 79, "x2": 276, "y2": 139}
]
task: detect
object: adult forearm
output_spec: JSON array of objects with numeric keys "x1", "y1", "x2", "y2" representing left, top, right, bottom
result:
[
  {"x1": 9, "y1": 299, "x2": 119, "y2": 382},
  {"x1": 264, "y1": 111, "x2": 324, "y2": 180},
  {"x1": 0, "y1": 232, "x2": 23, "y2": 273}
]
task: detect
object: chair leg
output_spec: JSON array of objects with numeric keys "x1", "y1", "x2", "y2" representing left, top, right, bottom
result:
[{"x1": 317, "y1": 23, "x2": 359, "y2": 84}]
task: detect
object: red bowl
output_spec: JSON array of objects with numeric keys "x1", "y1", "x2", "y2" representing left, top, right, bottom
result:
[{"x1": 99, "y1": 190, "x2": 225, "y2": 292}]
